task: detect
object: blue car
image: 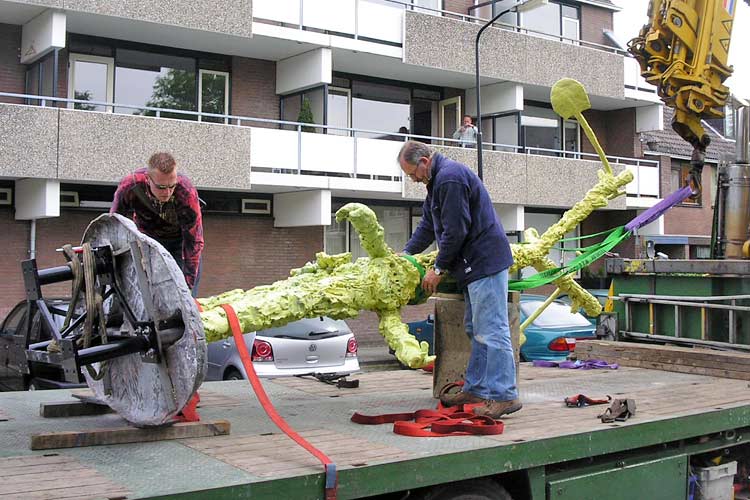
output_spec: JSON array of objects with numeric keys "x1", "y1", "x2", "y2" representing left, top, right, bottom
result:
[{"x1": 406, "y1": 294, "x2": 596, "y2": 362}]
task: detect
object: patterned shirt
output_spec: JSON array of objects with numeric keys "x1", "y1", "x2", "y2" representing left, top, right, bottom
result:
[{"x1": 111, "y1": 168, "x2": 204, "y2": 288}]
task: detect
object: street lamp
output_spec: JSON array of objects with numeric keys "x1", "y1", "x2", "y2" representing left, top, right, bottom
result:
[{"x1": 475, "y1": 0, "x2": 548, "y2": 180}]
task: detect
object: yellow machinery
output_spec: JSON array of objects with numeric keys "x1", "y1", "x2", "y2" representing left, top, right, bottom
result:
[{"x1": 628, "y1": 0, "x2": 746, "y2": 171}]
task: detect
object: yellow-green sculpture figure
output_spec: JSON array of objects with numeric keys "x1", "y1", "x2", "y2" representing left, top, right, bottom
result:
[{"x1": 198, "y1": 79, "x2": 633, "y2": 369}]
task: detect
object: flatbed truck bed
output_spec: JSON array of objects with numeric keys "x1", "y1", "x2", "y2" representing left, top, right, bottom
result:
[{"x1": 1, "y1": 364, "x2": 750, "y2": 500}]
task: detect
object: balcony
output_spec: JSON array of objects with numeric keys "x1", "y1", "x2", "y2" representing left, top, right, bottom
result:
[{"x1": 0, "y1": 92, "x2": 657, "y2": 209}]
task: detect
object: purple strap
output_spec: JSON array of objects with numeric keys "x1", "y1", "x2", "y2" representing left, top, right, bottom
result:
[
  {"x1": 624, "y1": 186, "x2": 694, "y2": 232},
  {"x1": 533, "y1": 359, "x2": 619, "y2": 370}
]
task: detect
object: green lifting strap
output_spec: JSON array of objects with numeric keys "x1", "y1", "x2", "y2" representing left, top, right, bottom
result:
[
  {"x1": 509, "y1": 226, "x2": 631, "y2": 291},
  {"x1": 401, "y1": 254, "x2": 428, "y2": 305}
]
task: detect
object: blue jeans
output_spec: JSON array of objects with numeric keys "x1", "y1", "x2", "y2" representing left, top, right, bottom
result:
[{"x1": 462, "y1": 269, "x2": 518, "y2": 401}]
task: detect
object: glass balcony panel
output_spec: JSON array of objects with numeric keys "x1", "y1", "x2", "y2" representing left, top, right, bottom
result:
[
  {"x1": 303, "y1": 0, "x2": 356, "y2": 34},
  {"x1": 355, "y1": 137, "x2": 403, "y2": 177},
  {"x1": 359, "y1": 0, "x2": 403, "y2": 43},
  {"x1": 301, "y1": 133, "x2": 355, "y2": 174},
  {"x1": 254, "y1": 0, "x2": 301, "y2": 24}
]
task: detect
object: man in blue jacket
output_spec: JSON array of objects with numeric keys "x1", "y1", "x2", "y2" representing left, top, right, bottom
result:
[{"x1": 399, "y1": 140, "x2": 520, "y2": 419}]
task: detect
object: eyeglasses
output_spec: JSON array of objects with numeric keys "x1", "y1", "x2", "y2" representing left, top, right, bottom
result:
[{"x1": 148, "y1": 176, "x2": 177, "y2": 190}]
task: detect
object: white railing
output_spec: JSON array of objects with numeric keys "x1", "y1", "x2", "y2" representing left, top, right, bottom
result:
[
  {"x1": 0, "y1": 91, "x2": 658, "y2": 196},
  {"x1": 253, "y1": 0, "x2": 406, "y2": 44}
]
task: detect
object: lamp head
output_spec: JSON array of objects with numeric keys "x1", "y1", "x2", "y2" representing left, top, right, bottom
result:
[{"x1": 514, "y1": 0, "x2": 548, "y2": 13}]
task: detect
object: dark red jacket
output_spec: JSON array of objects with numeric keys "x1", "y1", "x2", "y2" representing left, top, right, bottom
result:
[{"x1": 111, "y1": 168, "x2": 204, "y2": 288}]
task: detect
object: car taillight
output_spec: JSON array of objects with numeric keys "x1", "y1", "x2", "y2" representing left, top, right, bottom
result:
[
  {"x1": 346, "y1": 337, "x2": 358, "y2": 357},
  {"x1": 548, "y1": 337, "x2": 576, "y2": 352},
  {"x1": 252, "y1": 340, "x2": 274, "y2": 362}
]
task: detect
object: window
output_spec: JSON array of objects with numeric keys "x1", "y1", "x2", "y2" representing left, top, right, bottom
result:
[
  {"x1": 327, "y1": 87, "x2": 351, "y2": 136},
  {"x1": 350, "y1": 206, "x2": 409, "y2": 260},
  {"x1": 521, "y1": 2, "x2": 560, "y2": 39},
  {"x1": 522, "y1": 106, "x2": 561, "y2": 154},
  {"x1": 563, "y1": 119, "x2": 579, "y2": 157},
  {"x1": 325, "y1": 205, "x2": 411, "y2": 259},
  {"x1": 483, "y1": 113, "x2": 519, "y2": 152},
  {"x1": 281, "y1": 86, "x2": 325, "y2": 132},
  {"x1": 671, "y1": 161, "x2": 701, "y2": 206},
  {"x1": 352, "y1": 81, "x2": 411, "y2": 140},
  {"x1": 115, "y1": 49, "x2": 196, "y2": 118},
  {"x1": 68, "y1": 54, "x2": 114, "y2": 112},
  {"x1": 561, "y1": 5, "x2": 580, "y2": 42},
  {"x1": 521, "y1": 2, "x2": 579, "y2": 41},
  {"x1": 198, "y1": 70, "x2": 229, "y2": 123}
]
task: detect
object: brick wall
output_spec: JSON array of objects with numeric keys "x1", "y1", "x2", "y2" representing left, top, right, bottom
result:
[
  {"x1": 581, "y1": 108, "x2": 640, "y2": 158},
  {"x1": 230, "y1": 57, "x2": 278, "y2": 128},
  {"x1": 0, "y1": 209, "x2": 324, "y2": 317},
  {"x1": 0, "y1": 24, "x2": 24, "y2": 104},
  {"x1": 581, "y1": 109, "x2": 608, "y2": 155},
  {"x1": 663, "y1": 161, "x2": 714, "y2": 236},
  {"x1": 580, "y1": 4, "x2": 613, "y2": 47},
  {"x1": 199, "y1": 214, "x2": 323, "y2": 296}
]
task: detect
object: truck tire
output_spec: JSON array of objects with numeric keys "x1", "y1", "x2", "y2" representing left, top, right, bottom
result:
[{"x1": 415, "y1": 479, "x2": 513, "y2": 500}]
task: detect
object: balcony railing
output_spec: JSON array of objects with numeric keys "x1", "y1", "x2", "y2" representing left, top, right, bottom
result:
[
  {"x1": 0, "y1": 91, "x2": 659, "y2": 199},
  {"x1": 252, "y1": 0, "x2": 629, "y2": 56}
]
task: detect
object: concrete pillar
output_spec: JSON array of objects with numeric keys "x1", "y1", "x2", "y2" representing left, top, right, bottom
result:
[{"x1": 432, "y1": 292, "x2": 520, "y2": 398}]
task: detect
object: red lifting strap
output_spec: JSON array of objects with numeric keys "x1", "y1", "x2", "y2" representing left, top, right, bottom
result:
[
  {"x1": 219, "y1": 304, "x2": 338, "y2": 500},
  {"x1": 351, "y1": 405, "x2": 504, "y2": 437}
]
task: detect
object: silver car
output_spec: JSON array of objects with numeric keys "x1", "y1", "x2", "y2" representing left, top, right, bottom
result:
[{"x1": 205, "y1": 316, "x2": 359, "y2": 380}]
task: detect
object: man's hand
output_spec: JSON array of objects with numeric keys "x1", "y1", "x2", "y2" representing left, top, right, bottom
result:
[{"x1": 421, "y1": 269, "x2": 444, "y2": 295}]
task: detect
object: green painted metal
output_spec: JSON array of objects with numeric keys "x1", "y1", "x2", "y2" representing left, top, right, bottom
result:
[
  {"x1": 547, "y1": 455, "x2": 687, "y2": 500},
  {"x1": 527, "y1": 466, "x2": 547, "y2": 500},
  {"x1": 610, "y1": 262, "x2": 750, "y2": 342},
  {"x1": 146, "y1": 405, "x2": 750, "y2": 500}
]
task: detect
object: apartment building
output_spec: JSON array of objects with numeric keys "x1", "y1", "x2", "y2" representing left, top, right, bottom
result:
[{"x1": 0, "y1": 0, "x2": 663, "y2": 328}]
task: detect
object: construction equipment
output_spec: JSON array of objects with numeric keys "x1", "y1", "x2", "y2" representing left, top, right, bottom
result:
[
  {"x1": 20, "y1": 213, "x2": 206, "y2": 427},
  {"x1": 627, "y1": 0, "x2": 748, "y2": 177}
]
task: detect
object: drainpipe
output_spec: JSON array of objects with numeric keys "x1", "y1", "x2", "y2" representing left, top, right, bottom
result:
[
  {"x1": 30, "y1": 219, "x2": 37, "y2": 259},
  {"x1": 737, "y1": 103, "x2": 749, "y2": 164}
]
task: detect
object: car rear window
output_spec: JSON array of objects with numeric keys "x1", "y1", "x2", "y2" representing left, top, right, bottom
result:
[{"x1": 521, "y1": 301, "x2": 593, "y2": 328}]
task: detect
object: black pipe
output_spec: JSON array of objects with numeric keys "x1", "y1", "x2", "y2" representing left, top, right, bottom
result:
[
  {"x1": 77, "y1": 336, "x2": 150, "y2": 365},
  {"x1": 37, "y1": 265, "x2": 74, "y2": 285}
]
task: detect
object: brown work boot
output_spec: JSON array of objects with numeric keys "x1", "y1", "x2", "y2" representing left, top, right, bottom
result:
[
  {"x1": 439, "y1": 390, "x2": 484, "y2": 407},
  {"x1": 472, "y1": 398, "x2": 523, "y2": 418}
]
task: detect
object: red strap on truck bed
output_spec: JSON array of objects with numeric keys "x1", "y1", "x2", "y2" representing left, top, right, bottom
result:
[
  {"x1": 219, "y1": 304, "x2": 338, "y2": 500},
  {"x1": 351, "y1": 404, "x2": 504, "y2": 437}
]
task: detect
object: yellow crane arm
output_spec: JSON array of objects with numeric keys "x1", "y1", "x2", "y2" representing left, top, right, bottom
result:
[{"x1": 628, "y1": 0, "x2": 744, "y2": 169}]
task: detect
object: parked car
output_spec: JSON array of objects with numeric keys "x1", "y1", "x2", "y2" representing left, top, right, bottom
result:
[
  {"x1": 402, "y1": 294, "x2": 597, "y2": 363},
  {"x1": 205, "y1": 316, "x2": 360, "y2": 380},
  {"x1": 519, "y1": 295, "x2": 596, "y2": 361},
  {"x1": 0, "y1": 298, "x2": 83, "y2": 391}
]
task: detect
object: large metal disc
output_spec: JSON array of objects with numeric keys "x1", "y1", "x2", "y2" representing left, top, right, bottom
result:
[{"x1": 81, "y1": 213, "x2": 207, "y2": 427}]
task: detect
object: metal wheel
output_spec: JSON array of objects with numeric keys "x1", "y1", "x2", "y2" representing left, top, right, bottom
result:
[{"x1": 80, "y1": 214, "x2": 207, "y2": 427}]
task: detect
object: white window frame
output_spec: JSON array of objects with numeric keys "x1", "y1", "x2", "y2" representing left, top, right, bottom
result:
[
  {"x1": 327, "y1": 86, "x2": 352, "y2": 136},
  {"x1": 198, "y1": 69, "x2": 230, "y2": 123},
  {"x1": 562, "y1": 16, "x2": 580, "y2": 44},
  {"x1": 67, "y1": 53, "x2": 115, "y2": 112}
]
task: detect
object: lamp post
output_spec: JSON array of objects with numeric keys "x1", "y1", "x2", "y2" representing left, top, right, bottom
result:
[{"x1": 475, "y1": 0, "x2": 547, "y2": 180}]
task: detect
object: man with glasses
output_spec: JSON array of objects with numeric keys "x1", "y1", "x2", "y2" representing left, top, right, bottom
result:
[
  {"x1": 111, "y1": 152, "x2": 204, "y2": 296},
  {"x1": 398, "y1": 140, "x2": 520, "y2": 419}
]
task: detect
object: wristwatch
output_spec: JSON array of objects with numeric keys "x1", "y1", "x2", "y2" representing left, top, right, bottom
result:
[{"x1": 434, "y1": 267, "x2": 443, "y2": 276}]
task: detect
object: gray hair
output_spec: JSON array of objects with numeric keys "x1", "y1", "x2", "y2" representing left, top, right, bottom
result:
[{"x1": 398, "y1": 140, "x2": 433, "y2": 165}]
